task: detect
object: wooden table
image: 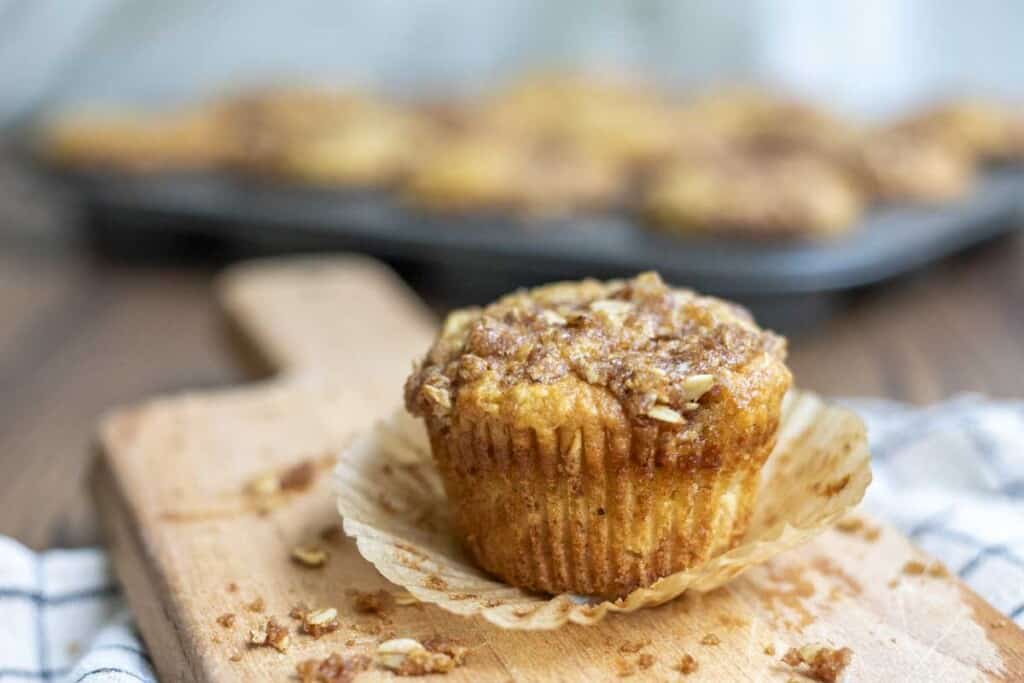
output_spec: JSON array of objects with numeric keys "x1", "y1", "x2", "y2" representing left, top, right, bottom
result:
[{"x1": 2, "y1": 157, "x2": 1024, "y2": 551}]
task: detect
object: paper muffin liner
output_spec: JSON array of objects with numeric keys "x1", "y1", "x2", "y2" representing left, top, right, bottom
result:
[{"x1": 334, "y1": 389, "x2": 870, "y2": 630}]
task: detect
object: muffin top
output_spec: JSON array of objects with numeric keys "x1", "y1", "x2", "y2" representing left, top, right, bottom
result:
[{"x1": 405, "y1": 272, "x2": 788, "y2": 428}]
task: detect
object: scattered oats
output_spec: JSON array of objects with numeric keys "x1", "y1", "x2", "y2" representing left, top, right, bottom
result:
[
  {"x1": 229, "y1": 652, "x2": 242, "y2": 662},
  {"x1": 682, "y1": 401, "x2": 701, "y2": 411},
  {"x1": 216, "y1": 613, "x2": 236, "y2": 628},
  {"x1": 700, "y1": 633, "x2": 720, "y2": 646},
  {"x1": 647, "y1": 405, "x2": 684, "y2": 424},
  {"x1": 245, "y1": 597, "x2": 265, "y2": 613},
  {"x1": 782, "y1": 644, "x2": 853, "y2": 683},
  {"x1": 302, "y1": 607, "x2": 341, "y2": 639},
  {"x1": 681, "y1": 374, "x2": 715, "y2": 401},
  {"x1": 248, "y1": 617, "x2": 290, "y2": 653},
  {"x1": 376, "y1": 637, "x2": 463, "y2": 676},
  {"x1": 676, "y1": 653, "x2": 698, "y2": 675},
  {"x1": 292, "y1": 544, "x2": 329, "y2": 568}
]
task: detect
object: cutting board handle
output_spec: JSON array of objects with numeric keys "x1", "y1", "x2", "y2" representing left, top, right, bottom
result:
[{"x1": 217, "y1": 256, "x2": 437, "y2": 381}]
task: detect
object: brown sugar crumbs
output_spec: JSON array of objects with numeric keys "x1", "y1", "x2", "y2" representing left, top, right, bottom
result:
[
  {"x1": 215, "y1": 613, "x2": 236, "y2": 628},
  {"x1": 782, "y1": 644, "x2": 853, "y2": 682},
  {"x1": 676, "y1": 653, "x2": 699, "y2": 675},
  {"x1": 296, "y1": 653, "x2": 371, "y2": 683},
  {"x1": 300, "y1": 607, "x2": 341, "y2": 639},
  {"x1": 700, "y1": 633, "x2": 720, "y2": 646},
  {"x1": 350, "y1": 589, "x2": 395, "y2": 615},
  {"x1": 376, "y1": 636, "x2": 469, "y2": 676},
  {"x1": 248, "y1": 617, "x2": 290, "y2": 653}
]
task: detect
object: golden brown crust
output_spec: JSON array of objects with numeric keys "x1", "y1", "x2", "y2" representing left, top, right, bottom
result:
[{"x1": 405, "y1": 273, "x2": 791, "y2": 596}]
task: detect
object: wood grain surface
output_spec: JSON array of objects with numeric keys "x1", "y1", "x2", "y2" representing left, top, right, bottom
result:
[{"x1": 92, "y1": 256, "x2": 1024, "y2": 682}]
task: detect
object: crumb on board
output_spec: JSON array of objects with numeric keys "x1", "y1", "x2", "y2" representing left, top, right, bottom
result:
[
  {"x1": 279, "y1": 460, "x2": 318, "y2": 491},
  {"x1": 782, "y1": 644, "x2": 853, "y2": 682},
  {"x1": 248, "y1": 617, "x2": 290, "y2": 653},
  {"x1": 350, "y1": 589, "x2": 395, "y2": 615},
  {"x1": 290, "y1": 602, "x2": 311, "y2": 620},
  {"x1": 292, "y1": 544, "x2": 329, "y2": 568},
  {"x1": 763, "y1": 643, "x2": 776, "y2": 656},
  {"x1": 834, "y1": 517, "x2": 863, "y2": 534},
  {"x1": 394, "y1": 590, "x2": 420, "y2": 606},
  {"x1": 902, "y1": 560, "x2": 949, "y2": 578},
  {"x1": 320, "y1": 524, "x2": 344, "y2": 544},
  {"x1": 863, "y1": 526, "x2": 881, "y2": 542},
  {"x1": 614, "y1": 656, "x2": 636, "y2": 677},
  {"x1": 229, "y1": 651, "x2": 242, "y2": 662},
  {"x1": 700, "y1": 633, "x2": 720, "y2": 646},
  {"x1": 226, "y1": 582, "x2": 239, "y2": 593},
  {"x1": 301, "y1": 607, "x2": 341, "y2": 639},
  {"x1": 216, "y1": 613, "x2": 236, "y2": 628},
  {"x1": 636, "y1": 653, "x2": 655, "y2": 670},
  {"x1": 376, "y1": 636, "x2": 469, "y2": 676},
  {"x1": 296, "y1": 653, "x2": 371, "y2": 683},
  {"x1": 618, "y1": 639, "x2": 650, "y2": 654},
  {"x1": 675, "y1": 653, "x2": 698, "y2": 675},
  {"x1": 245, "y1": 597, "x2": 265, "y2": 613}
]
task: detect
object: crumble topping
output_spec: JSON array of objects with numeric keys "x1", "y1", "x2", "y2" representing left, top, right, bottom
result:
[
  {"x1": 248, "y1": 617, "x2": 290, "y2": 653},
  {"x1": 215, "y1": 613, "x2": 236, "y2": 628},
  {"x1": 700, "y1": 633, "x2": 720, "y2": 646},
  {"x1": 406, "y1": 272, "x2": 787, "y2": 425},
  {"x1": 375, "y1": 637, "x2": 468, "y2": 676},
  {"x1": 296, "y1": 653, "x2": 371, "y2": 683},
  {"x1": 782, "y1": 644, "x2": 853, "y2": 682}
]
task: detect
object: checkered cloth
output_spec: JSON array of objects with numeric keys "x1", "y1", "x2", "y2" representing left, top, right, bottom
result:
[{"x1": 1, "y1": 395, "x2": 1022, "y2": 681}]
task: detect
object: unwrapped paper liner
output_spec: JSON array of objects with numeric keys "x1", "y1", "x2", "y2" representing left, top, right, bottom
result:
[{"x1": 334, "y1": 389, "x2": 871, "y2": 629}]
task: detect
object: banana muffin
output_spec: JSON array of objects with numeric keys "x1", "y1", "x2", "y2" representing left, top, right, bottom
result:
[{"x1": 404, "y1": 272, "x2": 792, "y2": 597}]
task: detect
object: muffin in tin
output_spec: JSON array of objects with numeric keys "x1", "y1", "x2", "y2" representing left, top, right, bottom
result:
[
  {"x1": 405, "y1": 272, "x2": 792, "y2": 597},
  {"x1": 846, "y1": 129, "x2": 977, "y2": 203},
  {"x1": 643, "y1": 151, "x2": 863, "y2": 239},
  {"x1": 403, "y1": 133, "x2": 624, "y2": 215}
]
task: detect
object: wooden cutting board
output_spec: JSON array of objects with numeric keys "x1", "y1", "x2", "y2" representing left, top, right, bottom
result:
[{"x1": 92, "y1": 256, "x2": 1024, "y2": 682}]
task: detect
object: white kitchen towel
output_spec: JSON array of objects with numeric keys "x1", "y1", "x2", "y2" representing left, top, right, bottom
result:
[{"x1": 1, "y1": 395, "x2": 1022, "y2": 682}]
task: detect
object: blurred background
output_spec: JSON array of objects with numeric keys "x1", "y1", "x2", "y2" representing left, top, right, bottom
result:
[{"x1": 2, "y1": 0, "x2": 1023, "y2": 548}]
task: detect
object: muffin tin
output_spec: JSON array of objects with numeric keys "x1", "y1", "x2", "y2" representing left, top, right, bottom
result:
[{"x1": 43, "y1": 163, "x2": 1023, "y2": 296}]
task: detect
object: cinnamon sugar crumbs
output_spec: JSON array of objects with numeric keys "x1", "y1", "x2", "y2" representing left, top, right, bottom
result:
[
  {"x1": 700, "y1": 633, "x2": 720, "y2": 646},
  {"x1": 248, "y1": 617, "x2": 290, "y2": 653},
  {"x1": 676, "y1": 653, "x2": 699, "y2": 675},
  {"x1": 301, "y1": 607, "x2": 341, "y2": 639},
  {"x1": 618, "y1": 639, "x2": 650, "y2": 654},
  {"x1": 216, "y1": 613, "x2": 236, "y2": 628},
  {"x1": 782, "y1": 644, "x2": 853, "y2": 682},
  {"x1": 296, "y1": 653, "x2": 371, "y2": 683},
  {"x1": 245, "y1": 597, "x2": 265, "y2": 613},
  {"x1": 376, "y1": 636, "x2": 469, "y2": 676},
  {"x1": 350, "y1": 589, "x2": 394, "y2": 615}
]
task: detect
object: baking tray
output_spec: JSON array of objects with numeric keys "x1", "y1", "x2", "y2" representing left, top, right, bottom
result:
[{"x1": 34, "y1": 162, "x2": 1024, "y2": 296}]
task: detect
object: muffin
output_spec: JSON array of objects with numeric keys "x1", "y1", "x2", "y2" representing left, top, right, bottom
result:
[
  {"x1": 43, "y1": 104, "x2": 235, "y2": 172},
  {"x1": 404, "y1": 272, "x2": 792, "y2": 597},
  {"x1": 895, "y1": 100, "x2": 1024, "y2": 162},
  {"x1": 403, "y1": 133, "x2": 623, "y2": 215},
  {"x1": 846, "y1": 129, "x2": 977, "y2": 203},
  {"x1": 643, "y1": 151, "x2": 863, "y2": 239}
]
